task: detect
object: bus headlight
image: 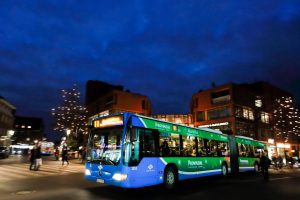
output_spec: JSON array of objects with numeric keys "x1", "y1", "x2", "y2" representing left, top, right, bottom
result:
[
  {"x1": 112, "y1": 173, "x2": 127, "y2": 181},
  {"x1": 85, "y1": 169, "x2": 91, "y2": 176}
]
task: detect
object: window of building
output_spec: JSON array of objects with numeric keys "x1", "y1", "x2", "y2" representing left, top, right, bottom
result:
[
  {"x1": 207, "y1": 107, "x2": 231, "y2": 120},
  {"x1": 196, "y1": 111, "x2": 205, "y2": 122},
  {"x1": 255, "y1": 99, "x2": 262, "y2": 107},
  {"x1": 243, "y1": 107, "x2": 254, "y2": 120},
  {"x1": 261, "y1": 112, "x2": 270, "y2": 124},
  {"x1": 211, "y1": 89, "x2": 231, "y2": 104},
  {"x1": 235, "y1": 106, "x2": 243, "y2": 118}
]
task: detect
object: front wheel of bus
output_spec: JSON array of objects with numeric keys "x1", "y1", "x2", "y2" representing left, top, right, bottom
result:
[
  {"x1": 164, "y1": 167, "x2": 177, "y2": 189},
  {"x1": 221, "y1": 163, "x2": 228, "y2": 176}
]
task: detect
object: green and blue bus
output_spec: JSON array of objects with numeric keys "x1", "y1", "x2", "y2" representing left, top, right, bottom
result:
[{"x1": 85, "y1": 112, "x2": 267, "y2": 188}]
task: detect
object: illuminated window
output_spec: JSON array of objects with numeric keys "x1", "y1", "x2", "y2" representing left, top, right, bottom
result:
[
  {"x1": 243, "y1": 107, "x2": 254, "y2": 120},
  {"x1": 261, "y1": 112, "x2": 270, "y2": 123},
  {"x1": 255, "y1": 99, "x2": 262, "y2": 107}
]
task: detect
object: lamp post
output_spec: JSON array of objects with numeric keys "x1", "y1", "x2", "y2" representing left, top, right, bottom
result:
[{"x1": 65, "y1": 129, "x2": 71, "y2": 147}]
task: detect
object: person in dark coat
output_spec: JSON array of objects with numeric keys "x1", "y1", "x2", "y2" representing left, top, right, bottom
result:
[
  {"x1": 35, "y1": 145, "x2": 42, "y2": 171},
  {"x1": 62, "y1": 147, "x2": 69, "y2": 166},
  {"x1": 260, "y1": 152, "x2": 270, "y2": 181},
  {"x1": 29, "y1": 147, "x2": 36, "y2": 170}
]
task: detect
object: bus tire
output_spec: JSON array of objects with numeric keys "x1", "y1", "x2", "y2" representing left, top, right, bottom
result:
[
  {"x1": 221, "y1": 163, "x2": 228, "y2": 176},
  {"x1": 164, "y1": 166, "x2": 177, "y2": 189},
  {"x1": 254, "y1": 162, "x2": 259, "y2": 173}
]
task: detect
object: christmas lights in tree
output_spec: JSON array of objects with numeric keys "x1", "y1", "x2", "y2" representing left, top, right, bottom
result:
[{"x1": 51, "y1": 84, "x2": 88, "y2": 145}]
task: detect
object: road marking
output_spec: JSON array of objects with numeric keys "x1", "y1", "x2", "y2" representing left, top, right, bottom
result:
[
  {"x1": 0, "y1": 163, "x2": 84, "y2": 182},
  {"x1": 269, "y1": 177, "x2": 291, "y2": 181}
]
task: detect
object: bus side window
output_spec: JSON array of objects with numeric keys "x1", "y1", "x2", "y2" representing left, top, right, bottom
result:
[{"x1": 197, "y1": 138, "x2": 207, "y2": 157}]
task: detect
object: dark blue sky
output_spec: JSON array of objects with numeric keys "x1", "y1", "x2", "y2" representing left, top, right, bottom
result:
[{"x1": 1, "y1": 0, "x2": 300, "y2": 137}]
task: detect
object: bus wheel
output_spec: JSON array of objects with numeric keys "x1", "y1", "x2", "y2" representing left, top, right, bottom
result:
[
  {"x1": 221, "y1": 163, "x2": 228, "y2": 176},
  {"x1": 254, "y1": 163, "x2": 259, "y2": 173},
  {"x1": 164, "y1": 166, "x2": 177, "y2": 189}
]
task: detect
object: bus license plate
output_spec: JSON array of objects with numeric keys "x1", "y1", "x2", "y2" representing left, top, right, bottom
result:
[{"x1": 97, "y1": 179, "x2": 104, "y2": 183}]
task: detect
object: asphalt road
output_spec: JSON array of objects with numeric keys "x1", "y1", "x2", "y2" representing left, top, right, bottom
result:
[{"x1": 1, "y1": 155, "x2": 300, "y2": 200}]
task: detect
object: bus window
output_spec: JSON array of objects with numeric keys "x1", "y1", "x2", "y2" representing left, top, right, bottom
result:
[
  {"x1": 207, "y1": 140, "x2": 218, "y2": 157},
  {"x1": 168, "y1": 134, "x2": 180, "y2": 156},
  {"x1": 238, "y1": 143, "x2": 253, "y2": 157},
  {"x1": 123, "y1": 128, "x2": 139, "y2": 166},
  {"x1": 217, "y1": 141, "x2": 229, "y2": 157},
  {"x1": 182, "y1": 136, "x2": 196, "y2": 156},
  {"x1": 253, "y1": 146, "x2": 264, "y2": 158},
  {"x1": 159, "y1": 132, "x2": 170, "y2": 157},
  {"x1": 139, "y1": 129, "x2": 158, "y2": 157},
  {"x1": 124, "y1": 128, "x2": 158, "y2": 166},
  {"x1": 197, "y1": 138, "x2": 207, "y2": 156}
]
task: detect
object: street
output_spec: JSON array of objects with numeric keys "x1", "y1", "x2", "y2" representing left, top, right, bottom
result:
[{"x1": 1, "y1": 155, "x2": 300, "y2": 200}]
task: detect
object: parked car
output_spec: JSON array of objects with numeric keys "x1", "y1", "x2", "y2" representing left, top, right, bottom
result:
[{"x1": 0, "y1": 146, "x2": 9, "y2": 158}]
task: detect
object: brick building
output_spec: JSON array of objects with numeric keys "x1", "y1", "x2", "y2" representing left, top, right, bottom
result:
[
  {"x1": 190, "y1": 81, "x2": 299, "y2": 157},
  {"x1": 86, "y1": 80, "x2": 152, "y2": 121}
]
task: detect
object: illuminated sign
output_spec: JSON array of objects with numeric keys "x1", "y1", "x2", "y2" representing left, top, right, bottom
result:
[
  {"x1": 276, "y1": 143, "x2": 290, "y2": 148},
  {"x1": 268, "y1": 139, "x2": 274, "y2": 144},
  {"x1": 198, "y1": 122, "x2": 229, "y2": 128},
  {"x1": 93, "y1": 116, "x2": 123, "y2": 128}
]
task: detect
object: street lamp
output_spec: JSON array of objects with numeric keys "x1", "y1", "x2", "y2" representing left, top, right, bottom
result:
[
  {"x1": 66, "y1": 129, "x2": 71, "y2": 137},
  {"x1": 8, "y1": 130, "x2": 15, "y2": 137}
]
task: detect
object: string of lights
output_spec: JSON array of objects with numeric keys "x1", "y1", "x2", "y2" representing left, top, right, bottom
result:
[{"x1": 51, "y1": 84, "x2": 88, "y2": 140}]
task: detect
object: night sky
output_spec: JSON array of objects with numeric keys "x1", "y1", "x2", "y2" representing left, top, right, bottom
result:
[{"x1": 1, "y1": 0, "x2": 300, "y2": 138}]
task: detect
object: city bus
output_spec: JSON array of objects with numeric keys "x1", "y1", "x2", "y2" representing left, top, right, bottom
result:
[{"x1": 85, "y1": 112, "x2": 267, "y2": 188}]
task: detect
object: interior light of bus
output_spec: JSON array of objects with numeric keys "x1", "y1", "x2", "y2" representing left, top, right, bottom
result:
[{"x1": 112, "y1": 173, "x2": 127, "y2": 181}]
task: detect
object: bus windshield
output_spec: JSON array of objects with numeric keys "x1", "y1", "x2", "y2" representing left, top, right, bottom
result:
[{"x1": 87, "y1": 126, "x2": 122, "y2": 165}]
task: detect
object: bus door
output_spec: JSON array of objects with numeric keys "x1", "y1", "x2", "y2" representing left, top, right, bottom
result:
[{"x1": 124, "y1": 128, "x2": 160, "y2": 185}]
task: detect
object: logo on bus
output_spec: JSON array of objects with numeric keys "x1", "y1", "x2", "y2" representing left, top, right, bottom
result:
[
  {"x1": 146, "y1": 164, "x2": 155, "y2": 172},
  {"x1": 188, "y1": 160, "x2": 203, "y2": 168}
]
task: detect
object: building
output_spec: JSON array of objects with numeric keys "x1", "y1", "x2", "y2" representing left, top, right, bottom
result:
[
  {"x1": 86, "y1": 80, "x2": 152, "y2": 121},
  {"x1": 13, "y1": 116, "x2": 44, "y2": 144},
  {"x1": 151, "y1": 114, "x2": 193, "y2": 127},
  {"x1": 190, "y1": 81, "x2": 299, "y2": 158},
  {"x1": 0, "y1": 96, "x2": 16, "y2": 146}
]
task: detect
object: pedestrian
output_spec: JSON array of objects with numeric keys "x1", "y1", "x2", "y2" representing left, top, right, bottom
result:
[
  {"x1": 35, "y1": 144, "x2": 42, "y2": 171},
  {"x1": 81, "y1": 147, "x2": 86, "y2": 164},
  {"x1": 62, "y1": 147, "x2": 69, "y2": 166},
  {"x1": 260, "y1": 152, "x2": 270, "y2": 181},
  {"x1": 54, "y1": 147, "x2": 59, "y2": 161},
  {"x1": 29, "y1": 147, "x2": 36, "y2": 170}
]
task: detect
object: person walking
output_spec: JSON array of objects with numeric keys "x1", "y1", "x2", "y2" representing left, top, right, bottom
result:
[
  {"x1": 62, "y1": 147, "x2": 69, "y2": 166},
  {"x1": 29, "y1": 147, "x2": 36, "y2": 170},
  {"x1": 34, "y1": 144, "x2": 42, "y2": 171},
  {"x1": 81, "y1": 147, "x2": 86, "y2": 164},
  {"x1": 260, "y1": 152, "x2": 270, "y2": 181}
]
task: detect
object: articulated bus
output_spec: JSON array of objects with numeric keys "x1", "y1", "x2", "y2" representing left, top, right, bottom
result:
[{"x1": 85, "y1": 112, "x2": 267, "y2": 188}]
